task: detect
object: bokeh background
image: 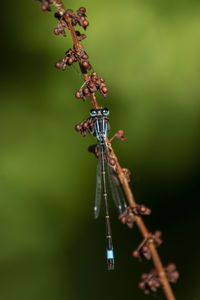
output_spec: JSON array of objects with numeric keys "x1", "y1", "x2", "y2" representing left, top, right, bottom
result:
[{"x1": 0, "y1": 0, "x2": 200, "y2": 299}]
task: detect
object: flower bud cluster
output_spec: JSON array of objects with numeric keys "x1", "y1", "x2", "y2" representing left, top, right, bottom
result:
[
  {"x1": 53, "y1": 8, "x2": 89, "y2": 37},
  {"x1": 139, "y1": 264, "x2": 179, "y2": 295},
  {"x1": 112, "y1": 129, "x2": 127, "y2": 141},
  {"x1": 65, "y1": 7, "x2": 89, "y2": 30},
  {"x1": 75, "y1": 119, "x2": 92, "y2": 137},
  {"x1": 131, "y1": 204, "x2": 151, "y2": 216},
  {"x1": 165, "y1": 264, "x2": 179, "y2": 283},
  {"x1": 54, "y1": 15, "x2": 68, "y2": 36},
  {"x1": 55, "y1": 48, "x2": 77, "y2": 71},
  {"x1": 76, "y1": 7, "x2": 89, "y2": 29},
  {"x1": 36, "y1": 2, "x2": 89, "y2": 35},
  {"x1": 132, "y1": 231, "x2": 162, "y2": 261},
  {"x1": 139, "y1": 270, "x2": 161, "y2": 294},
  {"x1": 55, "y1": 45, "x2": 91, "y2": 72},
  {"x1": 77, "y1": 45, "x2": 91, "y2": 70},
  {"x1": 119, "y1": 205, "x2": 151, "y2": 228},
  {"x1": 75, "y1": 72, "x2": 108, "y2": 101}
]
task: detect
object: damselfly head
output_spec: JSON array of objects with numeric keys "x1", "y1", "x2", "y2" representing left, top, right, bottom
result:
[{"x1": 90, "y1": 108, "x2": 109, "y2": 117}]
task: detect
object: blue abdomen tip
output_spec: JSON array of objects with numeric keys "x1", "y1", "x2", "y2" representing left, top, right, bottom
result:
[{"x1": 107, "y1": 249, "x2": 114, "y2": 259}]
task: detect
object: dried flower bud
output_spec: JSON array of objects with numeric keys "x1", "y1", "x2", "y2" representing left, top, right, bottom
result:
[
  {"x1": 35, "y1": 0, "x2": 53, "y2": 12},
  {"x1": 83, "y1": 121, "x2": 89, "y2": 129},
  {"x1": 114, "y1": 129, "x2": 127, "y2": 141},
  {"x1": 82, "y1": 54, "x2": 89, "y2": 59},
  {"x1": 132, "y1": 250, "x2": 139, "y2": 258},
  {"x1": 75, "y1": 91, "x2": 81, "y2": 99},
  {"x1": 82, "y1": 61, "x2": 90, "y2": 69},
  {"x1": 101, "y1": 86, "x2": 108, "y2": 94},
  {"x1": 75, "y1": 31, "x2": 86, "y2": 41},
  {"x1": 109, "y1": 158, "x2": 116, "y2": 166},
  {"x1": 133, "y1": 231, "x2": 162, "y2": 262},
  {"x1": 54, "y1": 28, "x2": 59, "y2": 35},
  {"x1": 75, "y1": 124, "x2": 82, "y2": 132},
  {"x1": 83, "y1": 87, "x2": 90, "y2": 95},
  {"x1": 77, "y1": 7, "x2": 87, "y2": 16},
  {"x1": 75, "y1": 88, "x2": 86, "y2": 101},
  {"x1": 66, "y1": 9, "x2": 74, "y2": 15}
]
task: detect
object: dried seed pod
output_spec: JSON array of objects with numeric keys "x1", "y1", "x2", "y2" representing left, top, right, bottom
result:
[
  {"x1": 82, "y1": 54, "x2": 89, "y2": 59},
  {"x1": 75, "y1": 124, "x2": 82, "y2": 132},
  {"x1": 114, "y1": 129, "x2": 127, "y2": 141},
  {"x1": 133, "y1": 231, "x2": 162, "y2": 261},
  {"x1": 76, "y1": 92, "x2": 82, "y2": 99},
  {"x1": 109, "y1": 158, "x2": 116, "y2": 166},
  {"x1": 101, "y1": 86, "x2": 108, "y2": 94},
  {"x1": 88, "y1": 82, "x2": 97, "y2": 93},
  {"x1": 82, "y1": 61, "x2": 90, "y2": 69},
  {"x1": 77, "y1": 7, "x2": 87, "y2": 17},
  {"x1": 75, "y1": 88, "x2": 86, "y2": 101},
  {"x1": 55, "y1": 59, "x2": 67, "y2": 71},
  {"x1": 75, "y1": 31, "x2": 87, "y2": 41},
  {"x1": 119, "y1": 208, "x2": 135, "y2": 228},
  {"x1": 132, "y1": 250, "x2": 140, "y2": 258},
  {"x1": 35, "y1": 0, "x2": 53, "y2": 11},
  {"x1": 54, "y1": 18, "x2": 68, "y2": 37},
  {"x1": 131, "y1": 204, "x2": 151, "y2": 216},
  {"x1": 83, "y1": 87, "x2": 90, "y2": 95},
  {"x1": 82, "y1": 121, "x2": 89, "y2": 129}
]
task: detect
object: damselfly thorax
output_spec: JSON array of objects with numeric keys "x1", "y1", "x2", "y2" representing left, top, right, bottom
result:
[{"x1": 89, "y1": 108, "x2": 110, "y2": 145}]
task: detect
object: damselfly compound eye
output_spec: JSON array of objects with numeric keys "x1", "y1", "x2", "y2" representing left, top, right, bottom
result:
[
  {"x1": 102, "y1": 108, "x2": 109, "y2": 116},
  {"x1": 90, "y1": 109, "x2": 97, "y2": 117}
]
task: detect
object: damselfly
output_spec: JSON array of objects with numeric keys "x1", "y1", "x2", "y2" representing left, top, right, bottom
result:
[{"x1": 89, "y1": 108, "x2": 127, "y2": 270}]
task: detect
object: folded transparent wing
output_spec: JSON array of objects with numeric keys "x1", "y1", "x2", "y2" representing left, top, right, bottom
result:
[
  {"x1": 107, "y1": 165, "x2": 127, "y2": 215},
  {"x1": 94, "y1": 157, "x2": 102, "y2": 219}
]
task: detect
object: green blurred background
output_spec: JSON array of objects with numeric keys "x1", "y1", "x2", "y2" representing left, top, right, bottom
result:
[{"x1": 0, "y1": 0, "x2": 200, "y2": 299}]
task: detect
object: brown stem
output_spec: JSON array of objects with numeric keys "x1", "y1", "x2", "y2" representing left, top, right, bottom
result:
[
  {"x1": 64, "y1": 10, "x2": 98, "y2": 108},
  {"x1": 81, "y1": 72, "x2": 98, "y2": 108},
  {"x1": 42, "y1": 2, "x2": 176, "y2": 299},
  {"x1": 64, "y1": 14, "x2": 80, "y2": 51}
]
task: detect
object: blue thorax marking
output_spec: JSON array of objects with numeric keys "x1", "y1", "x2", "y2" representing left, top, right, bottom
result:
[{"x1": 95, "y1": 117, "x2": 107, "y2": 145}]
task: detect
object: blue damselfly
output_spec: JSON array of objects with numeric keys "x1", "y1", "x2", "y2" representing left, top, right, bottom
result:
[{"x1": 89, "y1": 108, "x2": 127, "y2": 270}]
